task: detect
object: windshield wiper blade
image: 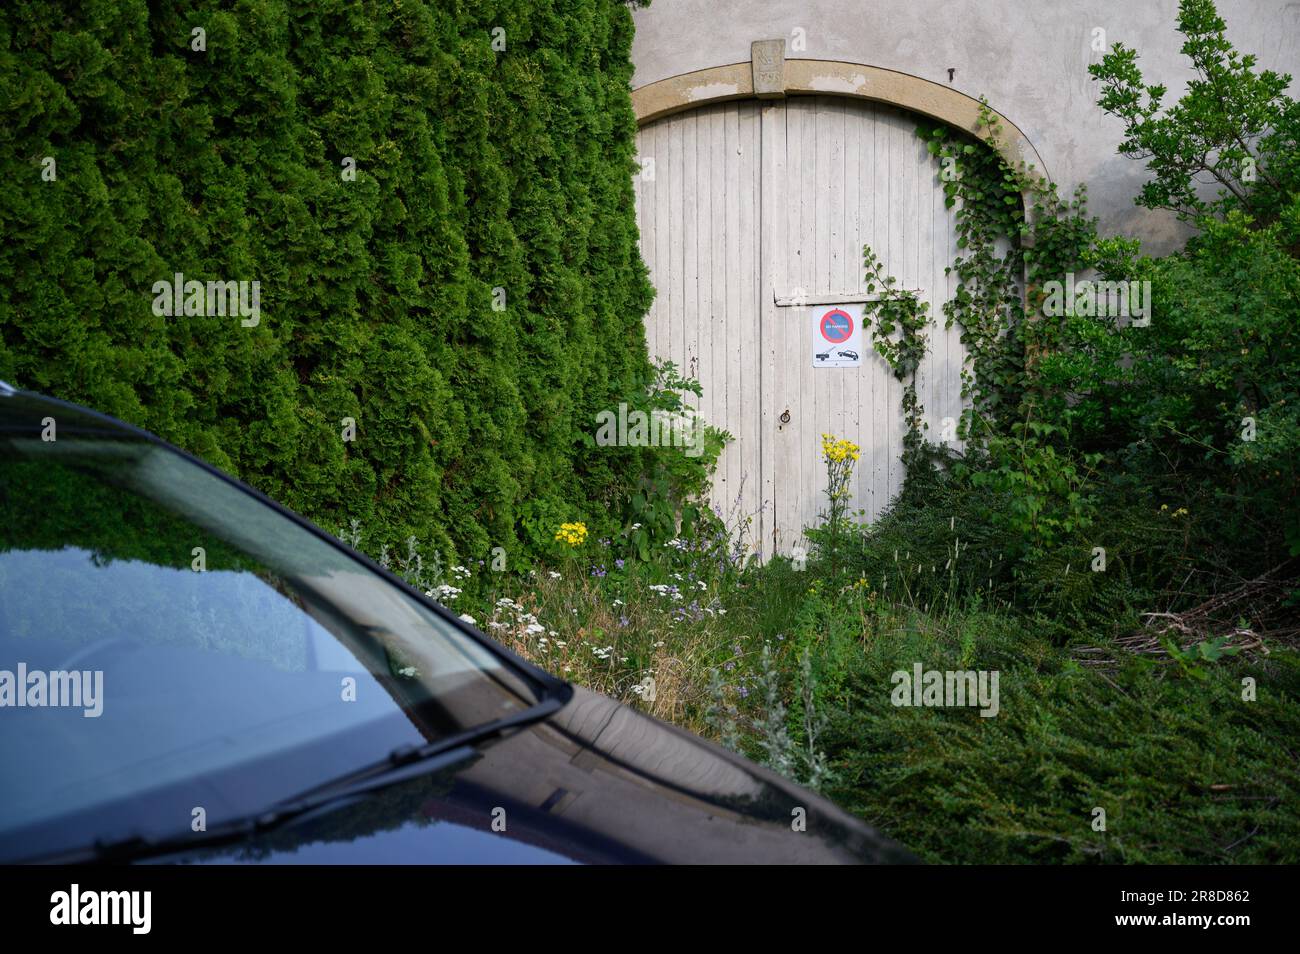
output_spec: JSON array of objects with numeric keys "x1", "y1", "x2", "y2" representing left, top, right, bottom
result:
[
  {"x1": 34, "y1": 695, "x2": 566, "y2": 864},
  {"x1": 282, "y1": 693, "x2": 567, "y2": 806},
  {"x1": 63, "y1": 744, "x2": 477, "y2": 865}
]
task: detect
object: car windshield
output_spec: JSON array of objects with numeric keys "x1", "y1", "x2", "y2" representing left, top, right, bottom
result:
[{"x1": 0, "y1": 405, "x2": 545, "y2": 861}]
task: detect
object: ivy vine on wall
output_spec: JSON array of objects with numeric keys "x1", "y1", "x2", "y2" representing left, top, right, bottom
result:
[{"x1": 861, "y1": 99, "x2": 1097, "y2": 470}]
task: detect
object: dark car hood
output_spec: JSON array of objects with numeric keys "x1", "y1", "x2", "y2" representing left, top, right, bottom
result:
[{"x1": 164, "y1": 685, "x2": 914, "y2": 865}]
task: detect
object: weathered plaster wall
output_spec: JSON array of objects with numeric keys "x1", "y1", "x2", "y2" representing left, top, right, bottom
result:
[{"x1": 631, "y1": 0, "x2": 1300, "y2": 252}]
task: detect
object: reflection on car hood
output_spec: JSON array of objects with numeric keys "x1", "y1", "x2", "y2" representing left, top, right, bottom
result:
[{"x1": 168, "y1": 686, "x2": 916, "y2": 865}]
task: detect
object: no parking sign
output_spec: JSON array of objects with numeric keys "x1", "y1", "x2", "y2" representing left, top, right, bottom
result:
[{"x1": 811, "y1": 304, "x2": 864, "y2": 367}]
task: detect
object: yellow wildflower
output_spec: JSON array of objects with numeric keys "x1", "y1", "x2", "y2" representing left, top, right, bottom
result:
[
  {"x1": 820, "y1": 433, "x2": 861, "y2": 464},
  {"x1": 555, "y1": 522, "x2": 588, "y2": 547}
]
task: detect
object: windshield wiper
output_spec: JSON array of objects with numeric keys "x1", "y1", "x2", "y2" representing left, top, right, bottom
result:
[{"x1": 33, "y1": 695, "x2": 567, "y2": 864}]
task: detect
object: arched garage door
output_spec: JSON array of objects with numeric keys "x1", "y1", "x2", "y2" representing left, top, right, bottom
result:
[{"x1": 634, "y1": 95, "x2": 965, "y2": 560}]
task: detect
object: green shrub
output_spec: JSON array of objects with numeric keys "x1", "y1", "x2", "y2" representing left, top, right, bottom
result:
[
  {"x1": 0, "y1": 0, "x2": 656, "y2": 567},
  {"x1": 815, "y1": 604, "x2": 1300, "y2": 863}
]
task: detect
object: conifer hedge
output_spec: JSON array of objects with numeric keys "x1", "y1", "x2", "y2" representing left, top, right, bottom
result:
[{"x1": 0, "y1": 0, "x2": 654, "y2": 564}]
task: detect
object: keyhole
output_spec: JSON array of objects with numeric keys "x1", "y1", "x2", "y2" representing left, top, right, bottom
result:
[
  {"x1": 947, "y1": 68, "x2": 955, "y2": 83},
  {"x1": 779, "y1": 408, "x2": 791, "y2": 428}
]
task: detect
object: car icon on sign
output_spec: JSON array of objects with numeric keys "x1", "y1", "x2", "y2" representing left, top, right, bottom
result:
[{"x1": 836, "y1": 349, "x2": 859, "y2": 361}]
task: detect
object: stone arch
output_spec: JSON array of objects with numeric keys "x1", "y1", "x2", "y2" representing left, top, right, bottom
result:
[{"x1": 631, "y1": 58, "x2": 1048, "y2": 193}]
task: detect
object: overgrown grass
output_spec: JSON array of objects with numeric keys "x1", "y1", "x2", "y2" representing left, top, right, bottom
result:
[
  {"x1": 791, "y1": 589, "x2": 1300, "y2": 863},
  {"x1": 376, "y1": 459, "x2": 1299, "y2": 865}
]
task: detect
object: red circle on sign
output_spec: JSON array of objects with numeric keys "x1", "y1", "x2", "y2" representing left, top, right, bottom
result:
[{"x1": 820, "y1": 309, "x2": 854, "y2": 344}]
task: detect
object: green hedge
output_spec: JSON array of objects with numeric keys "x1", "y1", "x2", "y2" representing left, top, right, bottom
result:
[{"x1": 0, "y1": 0, "x2": 654, "y2": 565}]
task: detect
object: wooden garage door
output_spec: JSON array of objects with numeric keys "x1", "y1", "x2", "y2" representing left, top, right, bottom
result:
[{"x1": 634, "y1": 96, "x2": 963, "y2": 560}]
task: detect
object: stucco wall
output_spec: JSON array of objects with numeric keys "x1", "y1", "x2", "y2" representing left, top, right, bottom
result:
[{"x1": 631, "y1": 0, "x2": 1300, "y2": 253}]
